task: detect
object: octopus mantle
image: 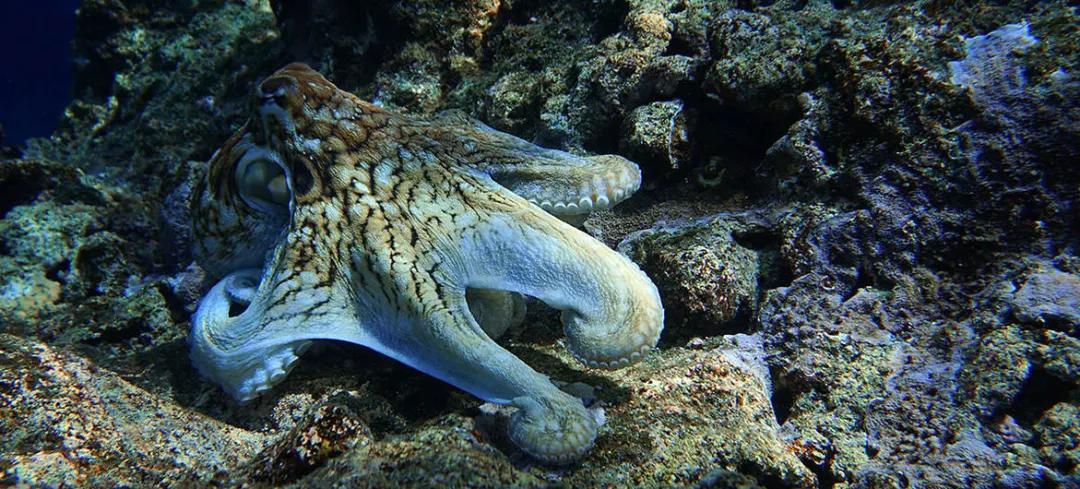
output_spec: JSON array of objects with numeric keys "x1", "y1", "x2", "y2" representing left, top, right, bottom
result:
[{"x1": 190, "y1": 63, "x2": 664, "y2": 463}]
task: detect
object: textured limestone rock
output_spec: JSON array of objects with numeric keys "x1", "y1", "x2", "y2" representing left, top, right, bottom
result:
[
  {"x1": 620, "y1": 99, "x2": 693, "y2": 171},
  {"x1": 245, "y1": 396, "x2": 374, "y2": 484},
  {"x1": 1010, "y1": 269, "x2": 1080, "y2": 334},
  {"x1": 30, "y1": 0, "x2": 282, "y2": 181},
  {"x1": 569, "y1": 337, "x2": 814, "y2": 488},
  {"x1": 620, "y1": 215, "x2": 761, "y2": 336},
  {"x1": 374, "y1": 42, "x2": 446, "y2": 114},
  {"x1": 0, "y1": 334, "x2": 266, "y2": 486},
  {"x1": 704, "y1": 8, "x2": 818, "y2": 114}
]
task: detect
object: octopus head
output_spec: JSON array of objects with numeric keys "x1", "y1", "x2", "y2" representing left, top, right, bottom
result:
[
  {"x1": 251, "y1": 63, "x2": 379, "y2": 207},
  {"x1": 193, "y1": 63, "x2": 354, "y2": 278},
  {"x1": 187, "y1": 64, "x2": 356, "y2": 401}
]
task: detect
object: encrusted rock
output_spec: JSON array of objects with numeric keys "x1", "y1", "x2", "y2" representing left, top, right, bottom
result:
[
  {"x1": 0, "y1": 334, "x2": 265, "y2": 486},
  {"x1": 483, "y1": 71, "x2": 541, "y2": 135},
  {"x1": 620, "y1": 99, "x2": 692, "y2": 172},
  {"x1": 620, "y1": 215, "x2": 760, "y2": 335},
  {"x1": 296, "y1": 415, "x2": 546, "y2": 488},
  {"x1": 704, "y1": 9, "x2": 817, "y2": 115},
  {"x1": 1034, "y1": 402, "x2": 1080, "y2": 472},
  {"x1": 762, "y1": 91, "x2": 832, "y2": 194},
  {"x1": 246, "y1": 397, "x2": 374, "y2": 484},
  {"x1": 391, "y1": 0, "x2": 502, "y2": 55},
  {"x1": 374, "y1": 42, "x2": 445, "y2": 114},
  {"x1": 578, "y1": 337, "x2": 815, "y2": 488},
  {"x1": 1010, "y1": 269, "x2": 1080, "y2": 334}
]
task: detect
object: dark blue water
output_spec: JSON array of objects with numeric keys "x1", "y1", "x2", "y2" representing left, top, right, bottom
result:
[{"x1": 0, "y1": 1, "x2": 79, "y2": 148}]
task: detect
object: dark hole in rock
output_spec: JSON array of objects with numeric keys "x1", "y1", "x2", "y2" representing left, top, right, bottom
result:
[
  {"x1": 735, "y1": 0, "x2": 778, "y2": 11},
  {"x1": 770, "y1": 370, "x2": 795, "y2": 425},
  {"x1": 694, "y1": 101, "x2": 801, "y2": 197},
  {"x1": 0, "y1": 173, "x2": 47, "y2": 219},
  {"x1": 594, "y1": 0, "x2": 629, "y2": 40},
  {"x1": 732, "y1": 228, "x2": 776, "y2": 251},
  {"x1": 729, "y1": 307, "x2": 755, "y2": 333},
  {"x1": 758, "y1": 249, "x2": 794, "y2": 290},
  {"x1": 664, "y1": 34, "x2": 695, "y2": 57},
  {"x1": 1011, "y1": 366, "x2": 1072, "y2": 429},
  {"x1": 44, "y1": 259, "x2": 70, "y2": 285},
  {"x1": 0, "y1": 185, "x2": 39, "y2": 217},
  {"x1": 733, "y1": 228, "x2": 795, "y2": 290},
  {"x1": 655, "y1": 299, "x2": 755, "y2": 348},
  {"x1": 588, "y1": 112, "x2": 626, "y2": 163}
]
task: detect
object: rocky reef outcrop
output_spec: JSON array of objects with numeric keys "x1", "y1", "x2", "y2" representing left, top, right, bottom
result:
[{"x1": 1, "y1": 0, "x2": 1077, "y2": 487}]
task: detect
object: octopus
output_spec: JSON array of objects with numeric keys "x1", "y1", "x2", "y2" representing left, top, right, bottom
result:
[{"x1": 189, "y1": 63, "x2": 664, "y2": 463}]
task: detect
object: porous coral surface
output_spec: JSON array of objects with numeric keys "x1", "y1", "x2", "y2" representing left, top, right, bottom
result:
[{"x1": 1, "y1": 0, "x2": 1077, "y2": 487}]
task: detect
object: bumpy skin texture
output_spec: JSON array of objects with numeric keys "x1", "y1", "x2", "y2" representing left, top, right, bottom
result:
[{"x1": 189, "y1": 64, "x2": 663, "y2": 463}]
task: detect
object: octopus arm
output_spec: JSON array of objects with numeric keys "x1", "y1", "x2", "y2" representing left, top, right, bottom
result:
[{"x1": 431, "y1": 111, "x2": 643, "y2": 221}]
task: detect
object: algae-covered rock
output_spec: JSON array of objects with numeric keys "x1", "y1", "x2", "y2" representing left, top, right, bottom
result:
[
  {"x1": 620, "y1": 215, "x2": 762, "y2": 335},
  {"x1": 245, "y1": 396, "x2": 375, "y2": 484},
  {"x1": 568, "y1": 337, "x2": 815, "y2": 488},
  {"x1": 374, "y1": 42, "x2": 446, "y2": 114},
  {"x1": 30, "y1": 0, "x2": 282, "y2": 182},
  {"x1": 704, "y1": 8, "x2": 819, "y2": 114},
  {"x1": 758, "y1": 274, "x2": 901, "y2": 483},
  {"x1": 620, "y1": 99, "x2": 693, "y2": 172},
  {"x1": 293, "y1": 414, "x2": 547, "y2": 489},
  {"x1": 1034, "y1": 402, "x2": 1080, "y2": 473}
]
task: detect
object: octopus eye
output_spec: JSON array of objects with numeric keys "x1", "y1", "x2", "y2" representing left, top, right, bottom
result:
[{"x1": 236, "y1": 149, "x2": 291, "y2": 212}]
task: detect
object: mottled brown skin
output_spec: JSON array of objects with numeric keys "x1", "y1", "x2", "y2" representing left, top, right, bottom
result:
[{"x1": 189, "y1": 64, "x2": 663, "y2": 463}]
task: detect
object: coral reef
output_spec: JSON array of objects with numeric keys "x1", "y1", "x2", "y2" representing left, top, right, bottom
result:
[{"x1": 1, "y1": 0, "x2": 1078, "y2": 486}]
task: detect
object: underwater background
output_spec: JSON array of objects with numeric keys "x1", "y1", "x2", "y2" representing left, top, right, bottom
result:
[
  {"x1": 0, "y1": 1, "x2": 79, "y2": 147},
  {"x1": 0, "y1": 0, "x2": 1077, "y2": 487}
]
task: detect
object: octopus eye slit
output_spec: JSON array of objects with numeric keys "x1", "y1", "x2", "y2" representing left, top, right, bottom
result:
[{"x1": 292, "y1": 162, "x2": 315, "y2": 196}]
